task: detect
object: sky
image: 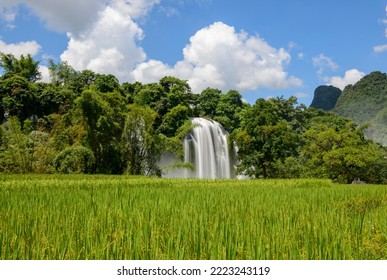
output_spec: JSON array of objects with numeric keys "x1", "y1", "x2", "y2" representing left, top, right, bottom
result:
[{"x1": 0, "y1": 0, "x2": 387, "y2": 105}]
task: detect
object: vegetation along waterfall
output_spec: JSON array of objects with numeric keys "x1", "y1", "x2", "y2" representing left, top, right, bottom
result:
[{"x1": 163, "y1": 118, "x2": 235, "y2": 179}]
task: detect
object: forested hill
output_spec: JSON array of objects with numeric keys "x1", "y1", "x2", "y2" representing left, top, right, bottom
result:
[{"x1": 332, "y1": 71, "x2": 387, "y2": 146}]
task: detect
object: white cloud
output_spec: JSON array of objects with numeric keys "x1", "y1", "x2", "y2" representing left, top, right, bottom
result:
[
  {"x1": 325, "y1": 69, "x2": 365, "y2": 90},
  {"x1": 312, "y1": 53, "x2": 364, "y2": 90},
  {"x1": 0, "y1": 0, "x2": 160, "y2": 36},
  {"x1": 111, "y1": 0, "x2": 160, "y2": 19},
  {"x1": 373, "y1": 5, "x2": 387, "y2": 53},
  {"x1": 312, "y1": 54, "x2": 339, "y2": 73},
  {"x1": 0, "y1": 40, "x2": 41, "y2": 57},
  {"x1": 1, "y1": 2, "x2": 302, "y2": 94},
  {"x1": 0, "y1": 7, "x2": 16, "y2": 22},
  {"x1": 60, "y1": 6, "x2": 147, "y2": 82},
  {"x1": 0, "y1": 0, "x2": 106, "y2": 36},
  {"x1": 0, "y1": 0, "x2": 164, "y2": 83},
  {"x1": 133, "y1": 22, "x2": 302, "y2": 93},
  {"x1": 158, "y1": 6, "x2": 180, "y2": 17},
  {"x1": 373, "y1": 44, "x2": 387, "y2": 53},
  {"x1": 0, "y1": 6, "x2": 17, "y2": 29},
  {"x1": 38, "y1": 65, "x2": 50, "y2": 82},
  {"x1": 132, "y1": 59, "x2": 173, "y2": 83}
]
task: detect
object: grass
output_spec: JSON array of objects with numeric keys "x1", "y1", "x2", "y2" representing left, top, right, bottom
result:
[{"x1": 0, "y1": 175, "x2": 386, "y2": 260}]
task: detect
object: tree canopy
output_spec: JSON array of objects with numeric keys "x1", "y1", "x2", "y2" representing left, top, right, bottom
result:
[{"x1": 0, "y1": 55, "x2": 386, "y2": 183}]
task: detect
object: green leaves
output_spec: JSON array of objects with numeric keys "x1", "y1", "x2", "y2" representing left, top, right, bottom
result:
[
  {"x1": 0, "y1": 52, "x2": 385, "y2": 183},
  {"x1": 301, "y1": 116, "x2": 385, "y2": 183},
  {"x1": 0, "y1": 117, "x2": 56, "y2": 173},
  {"x1": 0, "y1": 53, "x2": 41, "y2": 82},
  {"x1": 122, "y1": 104, "x2": 162, "y2": 176},
  {"x1": 53, "y1": 146, "x2": 95, "y2": 174},
  {"x1": 236, "y1": 97, "x2": 302, "y2": 178},
  {"x1": 75, "y1": 90, "x2": 125, "y2": 173},
  {"x1": 333, "y1": 71, "x2": 387, "y2": 146}
]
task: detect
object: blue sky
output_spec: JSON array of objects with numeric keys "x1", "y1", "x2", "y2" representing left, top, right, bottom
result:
[{"x1": 0, "y1": 0, "x2": 387, "y2": 105}]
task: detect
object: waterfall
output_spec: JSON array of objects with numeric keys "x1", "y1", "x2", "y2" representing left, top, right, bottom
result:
[
  {"x1": 161, "y1": 118, "x2": 235, "y2": 179},
  {"x1": 161, "y1": 118, "x2": 234, "y2": 179}
]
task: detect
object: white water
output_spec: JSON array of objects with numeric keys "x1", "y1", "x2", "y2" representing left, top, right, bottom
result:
[
  {"x1": 161, "y1": 118, "x2": 235, "y2": 179},
  {"x1": 162, "y1": 118, "x2": 235, "y2": 179}
]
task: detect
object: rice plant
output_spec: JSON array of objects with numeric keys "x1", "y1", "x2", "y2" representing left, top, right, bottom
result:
[{"x1": 0, "y1": 175, "x2": 386, "y2": 259}]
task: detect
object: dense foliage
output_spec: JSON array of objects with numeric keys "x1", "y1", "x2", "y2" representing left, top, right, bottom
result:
[
  {"x1": 333, "y1": 71, "x2": 387, "y2": 146},
  {"x1": 0, "y1": 53, "x2": 386, "y2": 183}
]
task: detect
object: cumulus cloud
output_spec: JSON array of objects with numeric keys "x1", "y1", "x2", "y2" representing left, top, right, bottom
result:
[
  {"x1": 0, "y1": 0, "x2": 160, "y2": 36},
  {"x1": 2, "y1": 1, "x2": 302, "y2": 94},
  {"x1": 133, "y1": 22, "x2": 302, "y2": 93},
  {"x1": 38, "y1": 65, "x2": 50, "y2": 82},
  {"x1": 0, "y1": 0, "x2": 164, "y2": 83},
  {"x1": 0, "y1": 0, "x2": 105, "y2": 36},
  {"x1": 325, "y1": 69, "x2": 365, "y2": 90},
  {"x1": 0, "y1": 40, "x2": 41, "y2": 57},
  {"x1": 60, "y1": 6, "x2": 147, "y2": 82},
  {"x1": 312, "y1": 53, "x2": 364, "y2": 90}
]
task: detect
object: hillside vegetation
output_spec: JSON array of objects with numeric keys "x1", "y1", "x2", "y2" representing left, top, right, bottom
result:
[{"x1": 333, "y1": 71, "x2": 387, "y2": 146}]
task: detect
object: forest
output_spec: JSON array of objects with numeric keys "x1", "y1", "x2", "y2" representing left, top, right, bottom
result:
[{"x1": 0, "y1": 53, "x2": 386, "y2": 184}]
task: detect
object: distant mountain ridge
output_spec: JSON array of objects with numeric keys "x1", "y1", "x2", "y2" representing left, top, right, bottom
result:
[{"x1": 311, "y1": 71, "x2": 387, "y2": 146}]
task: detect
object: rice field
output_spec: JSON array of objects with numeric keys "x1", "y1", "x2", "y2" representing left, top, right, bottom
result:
[{"x1": 0, "y1": 175, "x2": 386, "y2": 260}]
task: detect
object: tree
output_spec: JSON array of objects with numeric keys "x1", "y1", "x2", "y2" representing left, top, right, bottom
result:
[
  {"x1": 214, "y1": 90, "x2": 244, "y2": 133},
  {"x1": 122, "y1": 104, "x2": 165, "y2": 176},
  {"x1": 159, "y1": 76, "x2": 193, "y2": 110},
  {"x1": 34, "y1": 83, "x2": 76, "y2": 116},
  {"x1": 48, "y1": 60, "x2": 97, "y2": 94},
  {"x1": 134, "y1": 83, "x2": 165, "y2": 108},
  {"x1": 94, "y1": 74, "x2": 120, "y2": 93},
  {"x1": 0, "y1": 74, "x2": 38, "y2": 120},
  {"x1": 76, "y1": 90, "x2": 125, "y2": 173},
  {"x1": 235, "y1": 97, "x2": 302, "y2": 178},
  {"x1": 301, "y1": 116, "x2": 386, "y2": 184},
  {"x1": 158, "y1": 105, "x2": 190, "y2": 137},
  {"x1": 53, "y1": 146, "x2": 95, "y2": 174},
  {"x1": 120, "y1": 81, "x2": 142, "y2": 104},
  {"x1": 0, "y1": 53, "x2": 41, "y2": 82},
  {"x1": 0, "y1": 117, "x2": 29, "y2": 173},
  {"x1": 0, "y1": 117, "x2": 56, "y2": 173},
  {"x1": 197, "y1": 88, "x2": 221, "y2": 118}
]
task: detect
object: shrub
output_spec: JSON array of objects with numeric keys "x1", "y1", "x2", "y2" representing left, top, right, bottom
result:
[{"x1": 53, "y1": 146, "x2": 95, "y2": 174}]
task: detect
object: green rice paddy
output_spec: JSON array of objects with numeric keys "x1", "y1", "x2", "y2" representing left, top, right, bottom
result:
[{"x1": 0, "y1": 175, "x2": 386, "y2": 259}]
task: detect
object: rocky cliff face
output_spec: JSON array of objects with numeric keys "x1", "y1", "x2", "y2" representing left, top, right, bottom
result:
[{"x1": 310, "y1": 85, "x2": 342, "y2": 111}]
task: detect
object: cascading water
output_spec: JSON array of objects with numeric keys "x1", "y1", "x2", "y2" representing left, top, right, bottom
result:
[
  {"x1": 183, "y1": 118, "x2": 234, "y2": 178},
  {"x1": 162, "y1": 118, "x2": 235, "y2": 179}
]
